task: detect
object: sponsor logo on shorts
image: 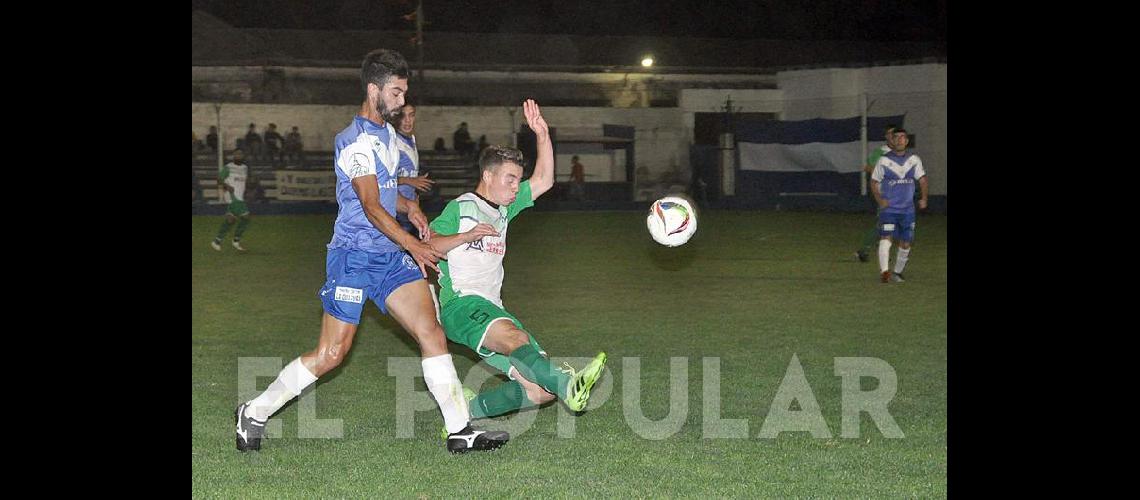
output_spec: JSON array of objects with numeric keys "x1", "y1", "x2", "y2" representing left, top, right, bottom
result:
[
  {"x1": 334, "y1": 286, "x2": 363, "y2": 303},
  {"x1": 402, "y1": 254, "x2": 417, "y2": 270},
  {"x1": 882, "y1": 223, "x2": 896, "y2": 231}
]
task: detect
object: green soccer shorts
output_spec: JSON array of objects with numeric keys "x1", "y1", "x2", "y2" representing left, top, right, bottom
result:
[
  {"x1": 226, "y1": 199, "x2": 249, "y2": 216},
  {"x1": 439, "y1": 294, "x2": 545, "y2": 377}
]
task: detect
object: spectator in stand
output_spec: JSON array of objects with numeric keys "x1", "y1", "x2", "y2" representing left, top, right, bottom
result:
[
  {"x1": 244, "y1": 123, "x2": 264, "y2": 161},
  {"x1": 206, "y1": 126, "x2": 219, "y2": 153},
  {"x1": 453, "y1": 122, "x2": 474, "y2": 156},
  {"x1": 264, "y1": 123, "x2": 285, "y2": 166},
  {"x1": 284, "y1": 126, "x2": 304, "y2": 165}
]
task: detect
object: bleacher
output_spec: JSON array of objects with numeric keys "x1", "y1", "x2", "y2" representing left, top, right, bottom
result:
[
  {"x1": 192, "y1": 149, "x2": 479, "y2": 208},
  {"x1": 417, "y1": 150, "x2": 479, "y2": 210}
]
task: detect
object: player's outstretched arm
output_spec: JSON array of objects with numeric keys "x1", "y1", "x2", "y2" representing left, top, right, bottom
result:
[
  {"x1": 428, "y1": 223, "x2": 499, "y2": 255},
  {"x1": 352, "y1": 175, "x2": 444, "y2": 275},
  {"x1": 523, "y1": 99, "x2": 554, "y2": 199}
]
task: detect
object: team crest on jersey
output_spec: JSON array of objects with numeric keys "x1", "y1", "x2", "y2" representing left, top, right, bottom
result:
[{"x1": 348, "y1": 153, "x2": 371, "y2": 178}]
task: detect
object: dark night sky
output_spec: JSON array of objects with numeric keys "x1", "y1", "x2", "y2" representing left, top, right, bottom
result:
[{"x1": 191, "y1": 0, "x2": 946, "y2": 42}]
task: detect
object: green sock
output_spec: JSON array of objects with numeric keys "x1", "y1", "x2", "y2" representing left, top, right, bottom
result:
[
  {"x1": 508, "y1": 344, "x2": 570, "y2": 400},
  {"x1": 234, "y1": 216, "x2": 251, "y2": 239},
  {"x1": 215, "y1": 219, "x2": 234, "y2": 241},
  {"x1": 860, "y1": 226, "x2": 880, "y2": 251},
  {"x1": 470, "y1": 381, "x2": 536, "y2": 418}
]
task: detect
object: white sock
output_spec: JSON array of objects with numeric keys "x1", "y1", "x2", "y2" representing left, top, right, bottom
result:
[
  {"x1": 422, "y1": 354, "x2": 470, "y2": 434},
  {"x1": 245, "y1": 357, "x2": 318, "y2": 422},
  {"x1": 894, "y1": 247, "x2": 911, "y2": 274},
  {"x1": 878, "y1": 239, "x2": 892, "y2": 273}
]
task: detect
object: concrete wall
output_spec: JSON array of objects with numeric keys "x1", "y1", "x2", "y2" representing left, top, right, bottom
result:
[{"x1": 775, "y1": 64, "x2": 947, "y2": 195}]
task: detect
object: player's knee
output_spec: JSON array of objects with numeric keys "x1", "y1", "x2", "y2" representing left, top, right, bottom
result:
[
  {"x1": 409, "y1": 322, "x2": 447, "y2": 350},
  {"x1": 501, "y1": 328, "x2": 531, "y2": 353},
  {"x1": 314, "y1": 341, "x2": 351, "y2": 372}
]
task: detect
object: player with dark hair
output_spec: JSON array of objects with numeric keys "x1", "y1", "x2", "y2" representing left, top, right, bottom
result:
[{"x1": 235, "y1": 48, "x2": 509, "y2": 454}]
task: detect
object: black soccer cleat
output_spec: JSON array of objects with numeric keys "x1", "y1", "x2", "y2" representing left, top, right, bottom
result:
[
  {"x1": 856, "y1": 249, "x2": 869, "y2": 262},
  {"x1": 446, "y1": 424, "x2": 509, "y2": 454},
  {"x1": 235, "y1": 402, "x2": 267, "y2": 452}
]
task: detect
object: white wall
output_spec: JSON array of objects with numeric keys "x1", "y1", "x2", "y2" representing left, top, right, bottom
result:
[{"x1": 775, "y1": 64, "x2": 948, "y2": 195}]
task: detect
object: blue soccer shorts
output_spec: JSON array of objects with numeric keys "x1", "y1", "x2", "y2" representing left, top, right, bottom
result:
[
  {"x1": 878, "y1": 211, "x2": 916, "y2": 243},
  {"x1": 318, "y1": 247, "x2": 424, "y2": 324}
]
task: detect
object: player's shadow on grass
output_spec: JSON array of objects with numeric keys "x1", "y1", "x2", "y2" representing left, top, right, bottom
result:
[{"x1": 646, "y1": 241, "x2": 698, "y2": 271}]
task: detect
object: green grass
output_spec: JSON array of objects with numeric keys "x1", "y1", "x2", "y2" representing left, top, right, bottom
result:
[{"x1": 193, "y1": 210, "x2": 946, "y2": 498}]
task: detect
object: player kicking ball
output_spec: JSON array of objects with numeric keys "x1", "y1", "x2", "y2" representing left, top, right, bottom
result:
[{"x1": 427, "y1": 99, "x2": 607, "y2": 425}]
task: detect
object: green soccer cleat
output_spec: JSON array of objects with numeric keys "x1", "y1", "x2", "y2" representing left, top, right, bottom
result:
[{"x1": 562, "y1": 352, "x2": 608, "y2": 412}]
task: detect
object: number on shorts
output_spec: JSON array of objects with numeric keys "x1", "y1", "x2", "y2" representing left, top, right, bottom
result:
[{"x1": 469, "y1": 310, "x2": 489, "y2": 324}]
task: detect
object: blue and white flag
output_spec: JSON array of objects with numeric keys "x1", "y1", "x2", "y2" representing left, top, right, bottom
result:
[{"x1": 737, "y1": 115, "x2": 905, "y2": 173}]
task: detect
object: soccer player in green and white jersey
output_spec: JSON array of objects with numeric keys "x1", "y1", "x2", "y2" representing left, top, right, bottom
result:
[
  {"x1": 427, "y1": 99, "x2": 607, "y2": 420},
  {"x1": 856, "y1": 124, "x2": 896, "y2": 262},
  {"x1": 212, "y1": 148, "x2": 252, "y2": 251}
]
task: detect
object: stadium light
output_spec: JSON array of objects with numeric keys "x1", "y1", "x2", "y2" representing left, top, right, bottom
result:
[{"x1": 641, "y1": 55, "x2": 654, "y2": 67}]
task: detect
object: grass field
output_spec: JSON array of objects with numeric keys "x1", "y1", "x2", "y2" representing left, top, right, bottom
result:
[{"x1": 192, "y1": 210, "x2": 947, "y2": 497}]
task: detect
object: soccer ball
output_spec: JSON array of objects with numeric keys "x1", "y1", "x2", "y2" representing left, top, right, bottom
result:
[{"x1": 646, "y1": 195, "x2": 698, "y2": 247}]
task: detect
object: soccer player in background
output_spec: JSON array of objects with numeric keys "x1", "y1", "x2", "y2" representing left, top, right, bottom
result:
[
  {"x1": 211, "y1": 148, "x2": 252, "y2": 252},
  {"x1": 855, "y1": 124, "x2": 895, "y2": 262},
  {"x1": 394, "y1": 102, "x2": 434, "y2": 236},
  {"x1": 428, "y1": 100, "x2": 607, "y2": 422},
  {"x1": 235, "y1": 48, "x2": 509, "y2": 454},
  {"x1": 871, "y1": 127, "x2": 928, "y2": 283}
]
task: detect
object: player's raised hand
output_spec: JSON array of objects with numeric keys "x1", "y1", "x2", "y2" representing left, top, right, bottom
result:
[
  {"x1": 464, "y1": 223, "x2": 500, "y2": 243},
  {"x1": 523, "y1": 99, "x2": 548, "y2": 139}
]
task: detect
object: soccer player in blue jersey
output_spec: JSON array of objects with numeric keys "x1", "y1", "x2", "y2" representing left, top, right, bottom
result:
[
  {"x1": 871, "y1": 128, "x2": 928, "y2": 283},
  {"x1": 235, "y1": 49, "x2": 508, "y2": 454},
  {"x1": 394, "y1": 102, "x2": 434, "y2": 236}
]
